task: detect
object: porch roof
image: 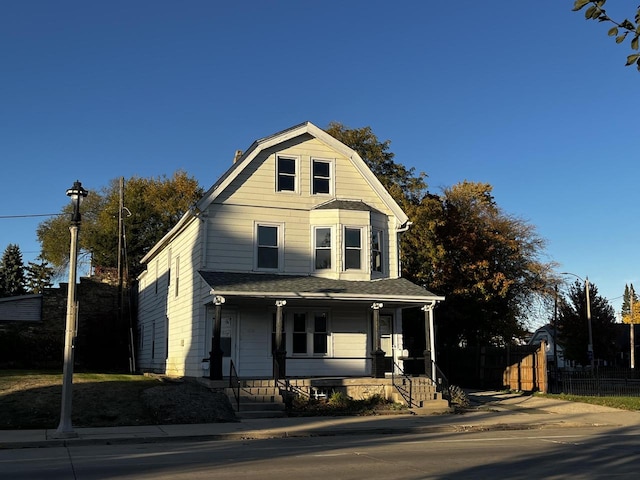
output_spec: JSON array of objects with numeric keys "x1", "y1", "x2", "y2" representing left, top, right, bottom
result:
[{"x1": 199, "y1": 271, "x2": 444, "y2": 307}]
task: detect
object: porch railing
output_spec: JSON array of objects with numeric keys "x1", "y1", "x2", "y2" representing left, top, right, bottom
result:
[
  {"x1": 391, "y1": 361, "x2": 414, "y2": 407},
  {"x1": 229, "y1": 359, "x2": 240, "y2": 411},
  {"x1": 429, "y1": 359, "x2": 452, "y2": 403}
]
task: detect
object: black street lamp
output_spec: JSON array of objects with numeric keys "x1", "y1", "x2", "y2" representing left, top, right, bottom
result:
[{"x1": 53, "y1": 180, "x2": 88, "y2": 438}]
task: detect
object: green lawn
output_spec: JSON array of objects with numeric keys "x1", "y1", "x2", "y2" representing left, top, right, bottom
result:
[
  {"x1": 543, "y1": 393, "x2": 640, "y2": 411},
  {"x1": 0, "y1": 370, "x2": 165, "y2": 429}
]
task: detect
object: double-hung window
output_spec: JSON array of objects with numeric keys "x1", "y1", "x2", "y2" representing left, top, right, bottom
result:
[
  {"x1": 344, "y1": 227, "x2": 362, "y2": 270},
  {"x1": 292, "y1": 312, "x2": 329, "y2": 355},
  {"x1": 292, "y1": 313, "x2": 307, "y2": 354},
  {"x1": 314, "y1": 227, "x2": 332, "y2": 270},
  {"x1": 256, "y1": 224, "x2": 281, "y2": 270},
  {"x1": 371, "y1": 230, "x2": 383, "y2": 273},
  {"x1": 312, "y1": 159, "x2": 331, "y2": 195},
  {"x1": 313, "y1": 313, "x2": 328, "y2": 355},
  {"x1": 277, "y1": 156, "x2": 297, "y2": 192}
]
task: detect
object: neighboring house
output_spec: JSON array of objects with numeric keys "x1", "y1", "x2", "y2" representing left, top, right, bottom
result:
[
  {"x1": 136, "y1": 122, "x2": 444, "y2": 380},
  {"x1": 528, "y1": 324, "x2": 568, "y2": 370},
  {"x1": 0, "y1": 294, "x2": 42, "y2": 324}
]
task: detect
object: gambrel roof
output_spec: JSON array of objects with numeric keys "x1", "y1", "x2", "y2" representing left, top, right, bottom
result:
[
  {"x1": 141, "y1": 121, "x2": 409, "y2": 265},
  {"x1": 195, "y1": 121, "x2": 408, "y2": 221}
]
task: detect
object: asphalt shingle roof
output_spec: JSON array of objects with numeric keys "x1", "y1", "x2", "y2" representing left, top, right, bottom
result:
[{"x1": 199, "y1": 271, "x2": 442, "y2": 305}]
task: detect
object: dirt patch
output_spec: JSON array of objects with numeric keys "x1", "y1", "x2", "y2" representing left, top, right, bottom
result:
[{"x1": 141, "y1": 379, "x2": 237, "y2": 424}]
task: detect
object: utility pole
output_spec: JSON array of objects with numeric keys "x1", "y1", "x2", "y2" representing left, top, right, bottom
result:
[{"x1": 631, "y1": 286, "x2": 635, "y2": 370}]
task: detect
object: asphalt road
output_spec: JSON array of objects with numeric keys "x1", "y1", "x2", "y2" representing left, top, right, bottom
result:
[{"x1": 3, "y1": 425, "x2": 640, "y2": 479}]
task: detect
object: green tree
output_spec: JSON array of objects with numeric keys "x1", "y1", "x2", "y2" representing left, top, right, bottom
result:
[
  {"x1": 325, "y1": 123, "x2": 557, "y2": 347},
  {"x1": 558, "y1": 279, "x2": 617, "y2": 365},
  {"x1": 0, "y1": 244, "x2": 27, "y2": 297},
  {"x1": 572, "y1": 0, "x2": 640, "y2": 71},
  {"x1": 324, "y1": 122, "x2": 428, "y2": 204},
  {"x1": 24, "y1": 257, "x2": 54, "y2": 294},
  {"x1": 37, "y1": 171, "x2": 203, "y2": 280},
  {"x1": 621, "y1": 283, "x2": 640, "y2": 324},
  {"x1": 411, "y1": 182, "x2": 557, "y2": 347}
]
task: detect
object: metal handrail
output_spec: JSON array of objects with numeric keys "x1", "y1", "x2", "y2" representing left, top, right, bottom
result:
[
  {"x1": 391, "y1": 361, "x2": 414, "y2": 407},
  {"x1": 430, "y1": 360, "x2": 451, "y2": 403},
  {"x1": 229, "y1": 359, "x2": 240, "y2": 412}
]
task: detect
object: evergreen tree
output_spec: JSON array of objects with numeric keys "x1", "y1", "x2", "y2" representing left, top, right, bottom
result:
[
  {"x1": 24, "y1": 257, "x2": 54, "y2": 294},
  {"x1": 0, "y1": 244, "x2": 27, "y2": 297},
  {"x1": 557, "y1": 280, "x2": 617, "y2": 365},
  {"x1": 621, "y1": 283, "x2": 640, "y2": 324}
]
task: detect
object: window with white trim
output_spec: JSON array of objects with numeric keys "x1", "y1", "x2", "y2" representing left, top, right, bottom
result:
[
  {"x1": 256, "y1": 224, "x2": 281, "y2": 270},
  {"x1": 344, "y1": 227, "x2": 362, "y2": 270},
  {"x1": 276, "y1": 156, "x2": 297, "y2": 192},
  {"x1": 312, "y1": 159, "x2": 331, "y2": 195},
  {"x1": 291, "y1": 311, "x2": 329, "y2": 355},
  {"x1": 314, "y1": 227, "x2": 332, "y2": 270},
  {"x1": 371, "y1": 230, "x2": 383, "y2": 273}
]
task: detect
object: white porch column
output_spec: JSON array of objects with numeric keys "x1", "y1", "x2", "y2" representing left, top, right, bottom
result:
[
  {"x1": 421, "y1": 302, "x2": 436, "y2": 380},
  {"x1": 371, "y1": 302, "x2": 385, "y2": 378}
]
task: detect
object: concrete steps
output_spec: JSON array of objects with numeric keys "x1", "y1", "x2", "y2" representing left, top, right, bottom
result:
[{"x1": 226, "y1": 380, "x2": 286, "y2": 419}]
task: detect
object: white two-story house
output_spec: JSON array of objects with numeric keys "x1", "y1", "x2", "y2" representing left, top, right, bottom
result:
[{"x1": 136, "y1": 122, "x2": 444, "y2": 380}]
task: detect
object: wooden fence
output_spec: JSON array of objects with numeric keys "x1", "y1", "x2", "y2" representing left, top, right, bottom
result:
[{"x1": 503, "y1": 341, "x2": 547, "y2": 393}]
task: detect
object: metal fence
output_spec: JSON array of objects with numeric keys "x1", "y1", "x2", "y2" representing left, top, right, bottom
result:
[{"x1": 552, "y1": 368, "x2": 640, "y2": 396}]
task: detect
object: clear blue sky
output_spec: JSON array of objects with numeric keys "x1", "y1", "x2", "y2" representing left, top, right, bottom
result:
[{"x1": 1, "y1": 1, "x2": 637, "y2": 316}]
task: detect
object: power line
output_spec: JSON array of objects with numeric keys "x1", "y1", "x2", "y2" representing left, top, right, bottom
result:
[{"x1": 0, "y1": 213, "x2": 63, "y2": 219}]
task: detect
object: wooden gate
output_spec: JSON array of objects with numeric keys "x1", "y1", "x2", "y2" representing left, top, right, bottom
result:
[{"x1": 503, "y1": 341, "x2": 547, "y2": 393}]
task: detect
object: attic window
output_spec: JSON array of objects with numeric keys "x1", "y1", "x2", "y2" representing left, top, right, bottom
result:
[
  {"x1": 312, "y1": 159, "x2": 331, "y2": 195},
  {"x1": 277, "y1": 156, "x2": 297, "y2": 192}
]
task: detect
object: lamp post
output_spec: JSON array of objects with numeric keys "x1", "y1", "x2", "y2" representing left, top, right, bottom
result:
[
  {"x1": 561, "y1": 272, "x2": 594, "y2": 369},
  {"x1": 53, "y1": 180, "x2": 88, "y2": 438}
]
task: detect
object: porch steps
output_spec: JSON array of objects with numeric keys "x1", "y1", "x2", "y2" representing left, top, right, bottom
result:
[
  {"x1": 392, "y1": 376, "x2": 451, "y2": 414},
  {"x1": 226, "y1": 379, "x2": 286, "y2": 419}
]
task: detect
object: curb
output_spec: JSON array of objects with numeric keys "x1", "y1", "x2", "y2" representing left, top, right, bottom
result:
[{"x1": 0, "y1": 419, "x2": 619, "y2": 450}]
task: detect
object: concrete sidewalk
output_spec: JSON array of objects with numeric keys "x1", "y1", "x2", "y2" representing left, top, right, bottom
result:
[{"x1": 2, "y1": 391, "x2": 640, "y2": 450}]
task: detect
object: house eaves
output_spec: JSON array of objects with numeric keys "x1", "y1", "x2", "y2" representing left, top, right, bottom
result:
[
  {"x1": 139, "y1": 209, "x2": 198, "y2": 266},
  {"x1": 199, "y1": 271, "x2": 444, "y2": 307}
]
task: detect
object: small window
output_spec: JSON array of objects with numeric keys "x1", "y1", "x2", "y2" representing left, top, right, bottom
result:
[
  {"x1": 371, "y1": 230, "x2": 383, "y2": 273},
  {"x1": 277, "y1": 156, "x2": 296, "y2": 192},
  {"x1": 312, "y1": 159, "x2": 331, "y2": 194},
  {"x1": 344, "y1": 227, "x2": 362, "y2": 270},
  {"x1": 314, "y1": 227, "x2": 332, "y2": 270},
  {"x1": 293, "y1": 313, "x2": 307, "y2": 354},
  {"x1": 257, "y1": 224, "x2": 279, "y2": 270}
]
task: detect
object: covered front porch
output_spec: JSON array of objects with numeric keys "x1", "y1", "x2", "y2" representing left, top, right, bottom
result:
[{"x1": 198, "y1": 271, "x2": 445, "y2": 384}]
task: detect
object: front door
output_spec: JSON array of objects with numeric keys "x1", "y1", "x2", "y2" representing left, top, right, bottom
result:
[
  {"x1": 204, "y1": 306, "x2": 237, "y2": 377},
  {"x1": 380, "y1": 314, "x2": 393, "y2": 373}
]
